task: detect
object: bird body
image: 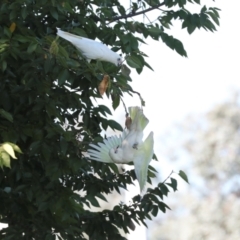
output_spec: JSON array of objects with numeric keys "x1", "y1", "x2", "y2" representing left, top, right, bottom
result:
[
  {"x1": 56, "y1": 28, "x2": 122, "y2": 66},
  {"x1": 87, "y1": 106, "x2": 154, "y2": 192}
]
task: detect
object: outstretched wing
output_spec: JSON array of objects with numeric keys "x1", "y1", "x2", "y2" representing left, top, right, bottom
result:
[
  {"x1": 87, "y1": 135, "x2": 122, "y2": 163},
  {"x1": 133, "y1": 132, "x2": 154, "y2": 193}
]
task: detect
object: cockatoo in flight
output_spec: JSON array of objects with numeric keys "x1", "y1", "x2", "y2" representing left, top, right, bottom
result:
[
  {"x1": 56, "y1": 28, "x2": 122, "y2": 66},
  {"x1": 87, "y1": 106, "x2": 154, "y2": 193}
]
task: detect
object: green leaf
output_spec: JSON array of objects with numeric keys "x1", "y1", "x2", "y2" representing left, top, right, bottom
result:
[
  {"x1": 201, "y1": 5, "x2": 207, "y2": 13},
  {"x1": 159, "y1": 184, "x2": 169, "y2": 196},
  {"x1": 98, "y1": 105, "x2": 112, "y2": 116},
  {"x1": 2, "y1": 60, "x2": 7, "y2": 72},
  {"x1": 187, "y1": 25, "x2": 196, "y2": 34},
  {"x1": 42, "y1": 143, "x2": 51, "y2": 160},
  {"x1": 50, "y1": 8, "x2": 58, "y2": 20},
  {"x1": 96, "y1": 193, "x2": 108, "y2": 202},
  {"x1": 108, "y1": 163, "x2": 119, "y2": 174},
  {"x1": 58, "y1": 69, "x2": 69, "y2": 85},
  {"x1": 166, "y1": 177, "x2": 178, "y2": 191},
  {"x1": 72, "y1": 28, "x2": 88, "y2": 38},
  {"x1": 151, "y1": 205, "x2": 158, "y2": 217},
  {"x1": 158, "y1": 201, "x2": 171, "y2": 213},
  {"x1": 126, "y1": 55, "x2": 142, "y2": 68},
  {"x1": 88, "y1": 195, "x2": 100, "y2": 207},
  {"x1": 148, "y1": 26, "x2": 162, "y2": 37},
  {"x1": 107, "y1": 119, "x2": 123, "y2": 131},
  {"x1": 144, "y1": 60, "x2": 154, "y2": 71},
  {"x1": 9, "y1": 10, "x2": 17, "y2": 21},
  {"x1": 27, "y1": 42, "x2": 38, "y2": 54},
  {"x1": 29, "y1": 141, "x2": 41, "y2": 154},
  {"x1": 178, "y1": 170, "x2": 189, "y2": 183},
  {"x1": 21, "y1": 7, "x2": 28, "y2": 19},
  {"x1": 178, "y1": 0, "x2": 186, "y2": 8},
  {"x1": 152, "y1": 153, "x2": 158, "y2": 161},
  {"x1": 60, "y1": 137, "x2": 68, "y2": 155},
  {"x1": 148, "y1": 165, "x2": 158, "y2": 173},
  {"x1": 112, "y1": 94, "x2": 120, "y2": 110},
  {"x1": 0, "y1": 108, "x2": 13, "y2": 122},
  {"x1": 174, "y1": 39, "x2": 187, "y2": 57},
  {"x1": 154, "y1": 188, "x2": 163, "y2": 200},
  {"x1": 207, "y1": 11, "x2": 220, "y2": 26},
  {"x1": 66, "y1": 58, "x2": 81, "y2": 68},
  {"x1": 121, "y1": 64, "x2": 131, "y2": 77},
  {"x1": 38, "y1": 202, "x2": 49, "y2": 212}
]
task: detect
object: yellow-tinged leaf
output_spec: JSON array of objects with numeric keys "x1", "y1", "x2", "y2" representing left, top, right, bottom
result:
[
  {"x1": 50, "y1": 40, "x2": 59, "y2": 55},
  {"x1": 6, "y1": 142, "x2": 23, "y2": 154},
  {"x1": 1, "y1": 152, "x2": 11, "y2": 168},
  {"x1": 2, "y1": 143, "x2": 17, "y2": 159},
  {"x1": 98, "y1": 75, "x2": 109, "y2": 96},
  {"x1": 9, "y1": 22, "x2": 16, "y2": 33}
]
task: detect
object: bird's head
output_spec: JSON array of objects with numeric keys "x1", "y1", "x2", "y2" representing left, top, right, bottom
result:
[
  {"x1": 116, "y1": 57, "x2": 123, "y2": 67},
  {"x1": 109, "y1": 146, "x2": 123, "y2": 163}
]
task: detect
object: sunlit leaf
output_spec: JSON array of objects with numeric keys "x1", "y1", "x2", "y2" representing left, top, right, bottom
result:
[{"x1": 2, "y1": 143, "x2": 17, "y2": 159}]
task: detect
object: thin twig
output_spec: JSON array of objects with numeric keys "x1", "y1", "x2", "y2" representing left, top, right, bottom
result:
[
  {"x1": 130, "y1": 89, "x2": 145, "y2": 108},
  {"x1": 120, "y1": 97, "x2": 128, "y2": 114},
  {"x1": 107, "y1": 1, "x2": 165, "y2": 24},
  {"x1": 161, "y1": 170, "x2": 174, "y2": 185}
]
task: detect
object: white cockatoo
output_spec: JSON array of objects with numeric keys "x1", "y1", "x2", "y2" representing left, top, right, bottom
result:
[
  {"x1": 56, "y1": 28, "x2": 122, "y2": 66},
  {"x1": 87, "y1": 106, "x2": 154, "y2": 193}
]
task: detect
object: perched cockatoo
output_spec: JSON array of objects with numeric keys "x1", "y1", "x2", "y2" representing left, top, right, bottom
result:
[
  {"x1": 56, "y1": 28, "x2": 122, "y2": 66},
  {"x1": 87, "y1": 106, "x2": 154, "y2": 193}
]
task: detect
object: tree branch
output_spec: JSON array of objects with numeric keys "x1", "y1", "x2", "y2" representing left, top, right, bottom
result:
[
  {"x1": 108, "y1": 2, "x2": 165, "y2": 23},
  {"x1": 161, "y1": 170, "x2": 174, "y2": 185}
]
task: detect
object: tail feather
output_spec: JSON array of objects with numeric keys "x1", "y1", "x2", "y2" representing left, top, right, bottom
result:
[{"x1": 56, "y1": 28, "x2": 84, "y2": 43}]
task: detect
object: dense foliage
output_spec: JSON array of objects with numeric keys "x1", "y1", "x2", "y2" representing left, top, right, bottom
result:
[{"x1": 0, "y1": 0, "x2": 219, "y2": 239}]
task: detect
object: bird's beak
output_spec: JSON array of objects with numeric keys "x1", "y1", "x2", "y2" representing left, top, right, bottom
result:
[{"x1": 117, "y1": 59, "x2": 123, "y2": 67}]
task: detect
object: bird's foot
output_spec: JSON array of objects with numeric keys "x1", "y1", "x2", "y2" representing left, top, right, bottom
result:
[
  {"x1": 132, "y1": 143, "x2": 138, "y2": 150},
  {"x1": 114, "y1": 145, "x2": 119, "y2": 153}
]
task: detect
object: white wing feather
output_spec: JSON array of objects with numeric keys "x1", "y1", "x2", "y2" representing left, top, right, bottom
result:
[
  {"x1": 133, "y1": 132, "x2": 154, "y2": 192},
  {"x1": 88, "y1": 135, "x2": 122, "y2": 163}
]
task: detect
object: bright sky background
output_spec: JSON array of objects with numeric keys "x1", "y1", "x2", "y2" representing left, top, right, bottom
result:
[{"x1": 97, "y1": 1, "x2": 240, "y2": 239}]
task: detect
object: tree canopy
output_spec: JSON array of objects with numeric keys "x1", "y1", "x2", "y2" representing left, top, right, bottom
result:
[{"x1": 0, "y1": 0, "x2": 220, "y2": 239}]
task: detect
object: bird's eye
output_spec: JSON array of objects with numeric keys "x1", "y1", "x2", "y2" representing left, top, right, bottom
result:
[{"x1": 117, "y1": 58, "x2": 122, "y2": 66}]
